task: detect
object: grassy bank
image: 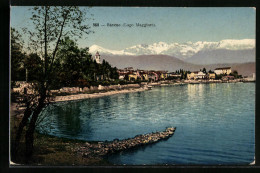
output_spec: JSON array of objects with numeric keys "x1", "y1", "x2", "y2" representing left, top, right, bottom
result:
[
  {"x1": 11, "y1": 133, "x2": 110, "y2": 166},
  {"x1": 10, "y1": 103, "x2": 111, "y2": 166}
]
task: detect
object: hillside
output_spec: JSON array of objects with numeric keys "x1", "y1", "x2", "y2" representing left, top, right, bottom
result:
[
  {"x1": 101, "y1": 55, "x2": 255, "y2": 76},
  {"x1": 186, "y1": 49, "x2": 255, "y2": 64},
  {"x1": 101, "y1": 55, "x2": 200, "y2": 71}
]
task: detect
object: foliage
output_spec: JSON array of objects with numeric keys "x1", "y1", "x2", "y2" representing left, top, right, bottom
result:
[
  {"x1": 12, "y1": 6, "x2": 93, "y2": 159},
  {"x1": 24, "y1": 53, "x2": 43, "y2": 81},
  {"x1": 11, "y1": 28, "x2": 26, "y2": 81},
  {"x1": 51, "y1": 37, "x2": 119, "y2": 88},
  {"x1": 202, "y1": 67, "x2": 207, "y2": 74},
  {"x1": 230, "y1": 70, "x2": 242, "y2": 79}
]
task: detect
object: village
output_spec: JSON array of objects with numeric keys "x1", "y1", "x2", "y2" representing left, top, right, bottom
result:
[
  {"x1": 93, "y1": 51, "x2": 256, "y2": 84},
  {"x1": 117, "y1": 65, "x2": 255, "y2": 84},
  {"x1": 9, "y1": 6, "x2": 256, "y2": 166},
  {"x1": 12, "y1": 51, "x2": 255, "y2": 101}
]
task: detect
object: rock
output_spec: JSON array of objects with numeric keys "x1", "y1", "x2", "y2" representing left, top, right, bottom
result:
[
  {"x1": 113, "y1": 138, "x2": 119, "y2": 142},
  {"x1": 79, "y1": 127, "x2": 176, "y2": 158}
]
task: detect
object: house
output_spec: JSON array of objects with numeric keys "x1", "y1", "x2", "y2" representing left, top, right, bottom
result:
[
  {"x1": 168, "y1": 72, "x2": 181, "y2": 79},
  {"x1": 118, "y1": 70, "x2": 128, "y2": 80},
  {"x1": 148, "y1": 71, "x2": 158, "y2": 81},
  {"x1": 159, "y1": 71, "x2": 168, "y2": 80},
  {"x1": 214, "y1": 67, "x2": 232, "y2": 75},
  {"x1": 138, "y1": 71, "x2": 149, "y2": 81},
  {"x1": 187, "y1": 72, "x2": 194, "y2": 80},
  {"x1": 208, "y1": 73, "x2": 216, "y2": 79},
  {"x1": 187, "y1": 71, "x2": 198, "y2": 80},
  {"x1": 128, "y1": 71, "x2": 138, "y2": 81},
  {"x1": 124, "y1": 67, "x2": 134, "y2": 72},
  {"x1": 197, "y1": 71, "x2": 206, "y2": 79}
]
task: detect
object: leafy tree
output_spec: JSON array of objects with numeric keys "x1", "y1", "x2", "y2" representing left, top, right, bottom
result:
[
  {"x1": 202, "y1": 67, "x2": 207, "y2": 74},
  {"x1": 13, "y1": 6, "x2": 92, "y2": 158},
  {"x1": 11, "y1": 28, "x2": 26, "y2": 82},
  {"x1": 110, "y1": 67, "x2": 119, "y2": 79},
  {"x1": 124, "y1": 74, "x2": 129, "y2": 81},
  {"x1": 55, "y1": 37, "x2": 92, "y2": 87},
  {"x1": 24, "y1": 53, "x2": 43, "y2": 81},
  {"x1": 230, "y1": 70, "x2": 241, "y2": 79}
]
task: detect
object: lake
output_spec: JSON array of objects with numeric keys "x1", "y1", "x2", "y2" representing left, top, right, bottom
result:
[{"x1": 39, "y1": 83, "x2": 255, "y2": 165}]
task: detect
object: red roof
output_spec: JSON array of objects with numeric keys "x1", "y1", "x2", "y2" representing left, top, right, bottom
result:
[{"x1": 215, "y1": 67, "x2": 231, "y2": 70}]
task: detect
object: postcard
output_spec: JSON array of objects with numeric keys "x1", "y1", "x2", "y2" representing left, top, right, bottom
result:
[{"x1": 10, "y1": 6, "x2": 255, "y2": 166}]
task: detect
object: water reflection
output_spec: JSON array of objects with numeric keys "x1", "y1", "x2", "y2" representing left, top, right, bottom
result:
[{"x1": 54, "y1": 102, "x2": 82, "y2": 135}]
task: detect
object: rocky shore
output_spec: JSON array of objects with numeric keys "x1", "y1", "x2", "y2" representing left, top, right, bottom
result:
[{"x1": 76, "y1": 127, "x2": 176, "y2": 158}]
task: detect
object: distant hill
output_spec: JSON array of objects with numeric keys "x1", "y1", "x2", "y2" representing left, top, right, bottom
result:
[
  {"x1": 186, "y1": 49, "x2": 255, "y2": 64},
  {"x1": 231, "y1": 62, "x2": 255, "y2": 77},
  {"x1": 101, "y1": 55, "x2": 200, "y2": 71},
  {"x1": 101, "y1": 55, "x2": 255, "y2": 76}
]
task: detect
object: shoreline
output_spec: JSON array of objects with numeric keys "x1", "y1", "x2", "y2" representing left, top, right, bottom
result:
[
  {"x1": 52, "y1": 87, "x2": 148, "y2": 103},
  {"x1": 52, "y1": 80, "x2": 255, "y2": 103},
  {"x1": 10, "y1": 81, "x2": 254, "y2": 165}
]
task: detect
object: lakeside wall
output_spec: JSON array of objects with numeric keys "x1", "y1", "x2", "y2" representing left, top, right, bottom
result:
[
  {"x1": 12, "y1": 83, "x2": 142, "y2": 95},
  {"x1": 12, "y1": 78, "x2": 255, "y2": 96}
]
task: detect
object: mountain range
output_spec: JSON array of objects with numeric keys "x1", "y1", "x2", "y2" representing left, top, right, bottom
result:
[
  {"x1": 100, "y1": 55, "x2": 255, "y2": 77},
  {"x1": 89, "y1": 39, "x2": 255, "y2": 76},
  {"x1": 89, "y1": 39, "x2": 255, "y2": 61}
]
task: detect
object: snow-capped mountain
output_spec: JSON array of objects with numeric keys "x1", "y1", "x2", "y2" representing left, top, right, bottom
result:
[
  {"x1": 89, "y1": 39, "x2": 255, "y2": 60},
  {"x1": 89, "y1": 44, "x2": 135, "y2": 56}
]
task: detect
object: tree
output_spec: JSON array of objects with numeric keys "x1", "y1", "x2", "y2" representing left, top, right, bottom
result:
[
  {"x1": 24, "y1": 53, "x2": 43, "y2": 81},
  {"x1": 202, "y1": 67, "x2": 207, "y2": 74},
  {"x1": 230, "y1": 70, "x2": 240, "y2": 79},
  {"x1": 11, "y1": 28, "x2": 26, "y2": 82},
  {"x1": 55, "y1": 37, "x2": 92, "y2": 87},
  {"x1": 13, "y1": 6, "x2": 92, "y2": 158}
]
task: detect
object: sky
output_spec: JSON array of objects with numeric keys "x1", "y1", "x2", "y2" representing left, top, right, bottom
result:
[{"x1": 11, "y1": 7, "x2": 255, "y2": 50}]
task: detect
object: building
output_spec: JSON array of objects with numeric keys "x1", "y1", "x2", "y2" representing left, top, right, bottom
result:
[
  {"x1": 147, "y1": 71, "x2": 158, "y2": 81},
  {"x1": 187, "y1": 71, "x2": 207, "y2": 80},
  {"x1": 187, "y1": 71, "x2": 198, "y2": 80},
  {"x1": 187, "y1": 73, "x2": 194, "y2": 80},
  {"x1": 214, "y1": 67, "x2": 232, "y2": 75},
  {"x1": 137, "y1": 71, "x2": 149, "y2": 81},
  {"x1": 208, "y1": 73, "x2": 216, "y2": 79},
  {"x1": 197, "y1": 71, "x2": 206, "y2": 79},
  {"x1": 94, "y1": 51, "x2": 101, "y2": 64},
  {"x1": 167, "y1": 72, "x2": 181, "y2": 79},
  {"x1": 118, "y1": 70, "x2": 128, "y2": 80},
  {"x1": 128, "y1": 73, "x2": 138, "y2": 81},
  {"x1": 158, "y1": 71, "x2": 168, "y2": 80},
  {"x1": 124, "y1": 67, "x2": 134, "y2": 72}
]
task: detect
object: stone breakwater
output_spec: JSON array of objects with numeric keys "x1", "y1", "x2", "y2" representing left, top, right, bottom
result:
[{"x1": 77, "y1": 127, "x2": 176, "y2": 158}]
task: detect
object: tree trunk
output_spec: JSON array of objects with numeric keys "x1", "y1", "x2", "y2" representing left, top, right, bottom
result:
[
  {"x1": 25, "y1": 102, "x2": 45, "y2": 158},
  {"x1": 25, "y1": 92, "x2": 46, "y2": 158},
  {"x1": 13, "y1": 107, "x2": 32, "y2": 156}
]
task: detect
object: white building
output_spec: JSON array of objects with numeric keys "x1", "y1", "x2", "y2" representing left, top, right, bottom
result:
[
  {"x1": 196, "y1": 71, "x2": 206, "y2": 79},
  {"x1": 214, "y1": 67, "x2": 232, "y2": 75}
]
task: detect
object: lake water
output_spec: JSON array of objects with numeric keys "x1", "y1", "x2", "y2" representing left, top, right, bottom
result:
[{"x1": 39, "y1": 83, "x2": 255, "y2": 165}]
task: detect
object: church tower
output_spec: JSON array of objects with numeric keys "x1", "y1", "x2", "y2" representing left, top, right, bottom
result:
[{"x1": 94, "y1": 51, "x2": 101, "y2": 64}]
